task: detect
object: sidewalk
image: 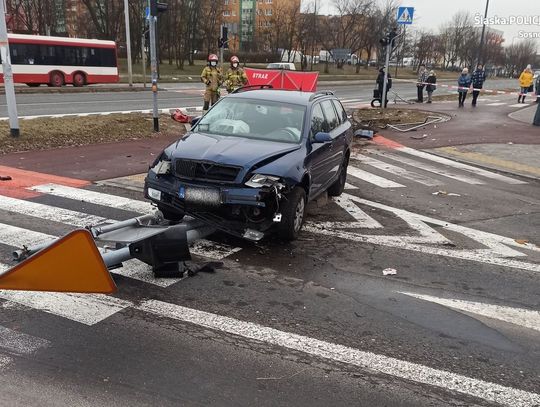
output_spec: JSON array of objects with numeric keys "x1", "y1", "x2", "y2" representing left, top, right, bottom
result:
[{"x1": 374, "y1": 97, "x2": 540, "y2": 181}]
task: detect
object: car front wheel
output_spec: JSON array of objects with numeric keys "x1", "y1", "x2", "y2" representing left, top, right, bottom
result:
[{"x1": 277, "y1": 186, "x2": 306, "y2": 241}]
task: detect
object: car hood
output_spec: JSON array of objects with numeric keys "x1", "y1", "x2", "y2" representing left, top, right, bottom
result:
[{"x1": 169, "y1": 132, "x2": 301, "y2": 168}]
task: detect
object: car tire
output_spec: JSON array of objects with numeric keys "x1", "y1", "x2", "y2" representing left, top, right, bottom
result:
[
  {"x1": 277, "y1": 186, "x2": 306, "y2": 241},
  {"x1": 327, "y1": 156, "x2": 348, "y2": 197},
  {"x1": 158, "y1": 204, "x2": 185, "y2": 222}
]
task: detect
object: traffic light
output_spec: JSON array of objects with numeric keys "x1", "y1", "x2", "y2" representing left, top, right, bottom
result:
[
  {"x1": 219, "y1": 25, "x2": 228, "y2": 49},
  {"x1": 150, "y1": 0, "x2": 168, "y2": 16},
  {"x1": 380, "y1": 29, "x2": 398, "y2": 48}
]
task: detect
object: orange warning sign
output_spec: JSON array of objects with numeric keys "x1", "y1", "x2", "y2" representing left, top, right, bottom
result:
[{"x1": 0, "y1": 229, "x2": 116, "y2": 293}]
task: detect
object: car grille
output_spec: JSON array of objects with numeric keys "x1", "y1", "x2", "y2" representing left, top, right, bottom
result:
[{"x1": 174, "y1": 160, "x2": 240, "y2": 183}]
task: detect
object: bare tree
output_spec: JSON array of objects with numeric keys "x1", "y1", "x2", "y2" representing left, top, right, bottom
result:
[{"x1": 80, "y1": 0, "x2": 123, "y2": 40}]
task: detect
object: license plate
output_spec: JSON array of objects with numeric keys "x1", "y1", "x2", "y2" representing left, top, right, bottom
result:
[{"x1": 179, "y1": 185, "x2": 221, "y2": 205}]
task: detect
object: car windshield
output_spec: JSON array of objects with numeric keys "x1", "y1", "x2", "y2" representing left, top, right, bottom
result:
[{"x1": 193, "y1": 97, "x2": 305, "y2": 143}]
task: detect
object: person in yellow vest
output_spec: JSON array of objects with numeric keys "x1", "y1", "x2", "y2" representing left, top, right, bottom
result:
[
  {"x1": 200, "y1": 54, "x2": 223, "y2": 113},
  {"x1": 225, "y1": 55, "x2": 248, "y2": 93},
  {"x1": 518, "y1": 64, "x2": 534, "y2": 103}
]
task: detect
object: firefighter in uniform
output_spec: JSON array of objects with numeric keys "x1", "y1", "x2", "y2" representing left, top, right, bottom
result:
[
  {"x1": 200, "y1": 54, "x2": 223, "y2": 113},
  {"x1": 225, "y1": 56, "x2": 248, "y2": 93}
]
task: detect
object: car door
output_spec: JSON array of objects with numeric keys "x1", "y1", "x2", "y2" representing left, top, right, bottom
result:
[
  {"x1": 331, "y1": 98, "x2": 353, "y2": 161},
  {"x1": 318, "y1": 99, "x2": 346, "y2": 189},
  {"x1": 305, "y1": 102, "x2": 334, "y2": 198}
]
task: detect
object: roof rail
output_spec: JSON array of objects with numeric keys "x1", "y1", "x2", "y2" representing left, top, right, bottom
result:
[
  {"x1": 231, "y1": 84, "x2": 274, "y2": 94},
  {"x1": 308, "y1": 90, "x2": 335, "y2": 101}
]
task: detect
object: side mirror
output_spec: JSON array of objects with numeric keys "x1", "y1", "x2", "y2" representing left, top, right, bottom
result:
[
  {"x1": 313, "y1": 132, "x2": 332, "y2": 143},
  {"x1": 190, "y1": 116, "x2": 201, "y2": 127}
]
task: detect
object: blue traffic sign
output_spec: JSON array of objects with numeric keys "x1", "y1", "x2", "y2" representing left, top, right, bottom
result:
[
  {"x1": 397, "y1": 7, "x2": 414, "y2": 25},
  {"x1": 145, "y1": 6, "x2": 150, "y2": 20}
]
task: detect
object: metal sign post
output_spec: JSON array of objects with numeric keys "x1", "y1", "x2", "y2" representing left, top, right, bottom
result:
[
  {"x1": 124, "y1": 0, "x2": 133, "y2": 87},
  {"x1": 0, "y1": 0, "x2": 19, "y2": 137},
  {"x1": 149, "y1": 14, "x2": 159, "y2": 132}
]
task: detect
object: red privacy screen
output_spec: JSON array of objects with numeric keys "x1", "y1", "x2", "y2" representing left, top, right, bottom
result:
[{"x1": 244, "y1": 68, "x2": 318, "y2": 92}]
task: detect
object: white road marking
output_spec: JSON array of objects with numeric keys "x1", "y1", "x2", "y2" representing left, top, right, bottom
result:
[
  {"x1": 353, "y1": 154, "x2": 441, "y2": 186},
  {"x1": 320, "y1": 196, "x2": 382, "y2": 229},
  {"x1": 0, "y1": 325, "x2": 49, "y2": 354},
  {"x1": 0, "y1": 290, "x2": 132, "y2": 326},
  {"x1": 191, "y1": 239, "x2": 242, "y2": 260},
  {"x1": 30, "y1": 184, "x2": 153, "y2": 214},
  {"x1": 0, "y1": 107, "x2": 184, "y2": 121},
  {"x1": 396, "y1": 147, "x2": 527, "y2": 185},
  {"x1": 508, "y1": 103, "x2": 529, "y2": 108},
  {"x1": 0, "y1": 223, "x2": 56, "y2": 248},
  {"x1": 106, "y1": 259, "x2": 182, "y2": 288},
  {"x1": 0, "y1": 195, "x2": 110, "y2": 228},
  {"x1": 344, "y1": 182, "x2": 358, "y2": 190},
  {"x1": 347, "y1": 165, "x2": 405, "y2": 188},
  {"x1": 486, "y1": 102, "x2": 507, "y2": 106},
  {"x1": 305, "y1": 193, "x2": 540, "y2": 273},
  {"x1": 399, "y1": 292, "x2": 540, "y2": 333},
  {"x1": 137, "y1": 299, "x2": 540, "y2": 407},
  {"x1": 370, "y1": 151, "x2": 486, "y2": 185}
]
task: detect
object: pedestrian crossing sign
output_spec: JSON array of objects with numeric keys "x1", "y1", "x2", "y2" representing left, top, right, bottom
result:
[{"x1": 397, "y1": 7, "x2": 414, "y2": 25}]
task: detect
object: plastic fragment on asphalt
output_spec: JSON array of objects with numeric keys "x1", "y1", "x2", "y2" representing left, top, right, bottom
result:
[
  {"x1": 514, "y1": 239, "x2": 529, "y2": 245},
  {"x1": 0, "y1": 176, "x2": 12, "y2": 181},
  {"x1": 432, "y1": 191, "x2": 461, "y2": 197},
  {"x1": 382, "y1": 268, "x2": 397, "y2": 276}
]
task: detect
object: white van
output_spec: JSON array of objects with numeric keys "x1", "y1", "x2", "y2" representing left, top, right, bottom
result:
[{"x1": 266, "y1": 62, "x2": 296, "y2": 70}]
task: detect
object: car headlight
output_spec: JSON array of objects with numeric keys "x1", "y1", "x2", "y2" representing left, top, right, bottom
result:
[
  {"x1": 245, "y1": 174, "x2": 281, "y2": 188},
  {"x1": 150, "y1": 152, "x2": 172, "y2": 175}
]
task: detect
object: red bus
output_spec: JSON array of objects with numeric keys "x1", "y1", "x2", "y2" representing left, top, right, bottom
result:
[{"x1": 0, "y1": 34, "x2": 119, "y2": 87}]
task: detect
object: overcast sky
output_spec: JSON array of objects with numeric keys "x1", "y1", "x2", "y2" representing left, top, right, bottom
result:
[{"x1": 313, "y1": 0, "x2": 540, "y2": 46}]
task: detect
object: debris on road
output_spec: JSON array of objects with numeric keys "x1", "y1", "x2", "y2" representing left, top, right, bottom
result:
[
  {"x1": 382, "y1": 268, "x2": 397, "y2": 276},
  {"x1": 0, "y1": 175, "x2": 12, "y2": 181},
  {"x1": 514, "y1": 239, "x2": 529, "y2": 245},
  {"x1": 432, "y1": 191, "x2": 461, "y2": 197},
  {"x1": 352, "y1": 107, "x2": 450, "y2": 131},
  {"x1": 410, "y1": 134, "x2": 428, "y2": 140}
]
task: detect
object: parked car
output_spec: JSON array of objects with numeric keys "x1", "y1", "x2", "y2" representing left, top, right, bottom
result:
[
  {"x1": 144, "y1": 88, "x2": 353, "y2": 241},
  {"x1": 266, "y1": 62, "x2": 296, "y2": 70}
]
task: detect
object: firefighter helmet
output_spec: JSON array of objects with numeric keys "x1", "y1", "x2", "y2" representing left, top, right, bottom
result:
[
  {"x1": 230, "y1": 56, "x2": 240, "y2": 64},
  {"x1": 208, "y1": 54, "x2": 219, "y2": 62}
]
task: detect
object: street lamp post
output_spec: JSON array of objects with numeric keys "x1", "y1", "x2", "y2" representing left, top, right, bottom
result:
[
  {"x1": 0, "y1": 0, "x2": 19, "y2": 137},
  {"x1": 476, "y1": 0, "x2": 490, "y2": 66}
]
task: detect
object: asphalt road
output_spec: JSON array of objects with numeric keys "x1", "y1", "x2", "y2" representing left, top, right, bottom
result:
[
  {"x1": 0, "y1": 78, "x2": 519, "y2": 117},
  {"x1": 0, "y1": 142, "x2": 539, "y2": 406}
]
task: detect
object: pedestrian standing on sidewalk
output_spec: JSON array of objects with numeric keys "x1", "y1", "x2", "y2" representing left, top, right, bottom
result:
[
  {"x1": 470, "y1": 64, "x2": 486, "y2": 107},
  {"x1": 425, "y1": 70, "x2": 437, "y2": 103},
  {"x1": 416, "y1": 64, "x2": 427, "y2": 103},
  {"x1": 457, "y1": 68, "x2": 471, "y2": 107},
  {"x1": 517, "y1": 64, "x2": 534, "y2": 103},
  {"x1": 376, "y1": 67, "x2": 392, "y2": 107}
]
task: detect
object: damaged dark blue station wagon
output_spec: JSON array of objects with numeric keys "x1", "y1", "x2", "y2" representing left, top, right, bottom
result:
[{"x1": 144, "y1": 88, "x2": 353, "y2": 241}]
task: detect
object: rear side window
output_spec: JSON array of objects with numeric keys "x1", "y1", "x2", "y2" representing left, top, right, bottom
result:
[
  {"x1": 310, "y1": 104, "x2": 328, "y2": 136},
  {"x1": 320, "y1": 100, "x2": 339, "y2": 130},
  {"x1": 332, "y1": 99, "x2": 348, "y2": 123}
]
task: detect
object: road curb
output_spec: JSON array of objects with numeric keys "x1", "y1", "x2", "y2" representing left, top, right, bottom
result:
[{"x1": 1, "y1": 86, "x2": 155, "y2": 95}]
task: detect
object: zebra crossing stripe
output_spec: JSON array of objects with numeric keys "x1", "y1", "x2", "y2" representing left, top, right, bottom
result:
[
  {"x1": 486, "y1": 102, "x2": 507, "y2": 106},
  {"x1": 344, "y1": 182, "x2": 358, "y2": 190},
  {"x1": 370, "y1": 151, "x2": 486, "y2": 185},
  {"x1": 0, "y1": 325, "x2": 50, "y2": 355},
  {"x1": 0, "y1": 195, "x2": 110, "y2": 228},
  {"x1": 190, "y1": 239, "x2": 242, "y2": 260},
  {"x1": 508, "y1": 103, "x2": 529, "y2": 108},
  {"x1": 29, "y1": 184, "x2": 153, "y2": 214},
  {"x1": 111, "y1": 259, "x2": 182, "y2": 287},
  {"x1": 353, "y1": 154, "x2": 441, "y2": 186},
  {"x1": 396, "y1": 147, "x2": 527, "y2": 185},
  {"x1": 0, "y1": 223, "x2": 56, "y2": 248},
  {"x1": 0, "y1": 289, "x2": 132, "y2": 326},
  {"x1": 137, "y1": 299, "x2": 540, "y2": 407},
  {"x1": 347, "y1": 165, "x2": 405, "y2": 188}
]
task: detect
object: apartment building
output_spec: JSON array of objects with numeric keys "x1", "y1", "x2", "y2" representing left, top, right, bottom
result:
[{"x1": 223, "y1": 0, "x2": 301, "y2": 52}]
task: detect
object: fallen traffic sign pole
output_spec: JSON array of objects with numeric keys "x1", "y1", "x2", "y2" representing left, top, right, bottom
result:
[{"x1": 2, "y1": 212, "x2": 217, "y2": 293}]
